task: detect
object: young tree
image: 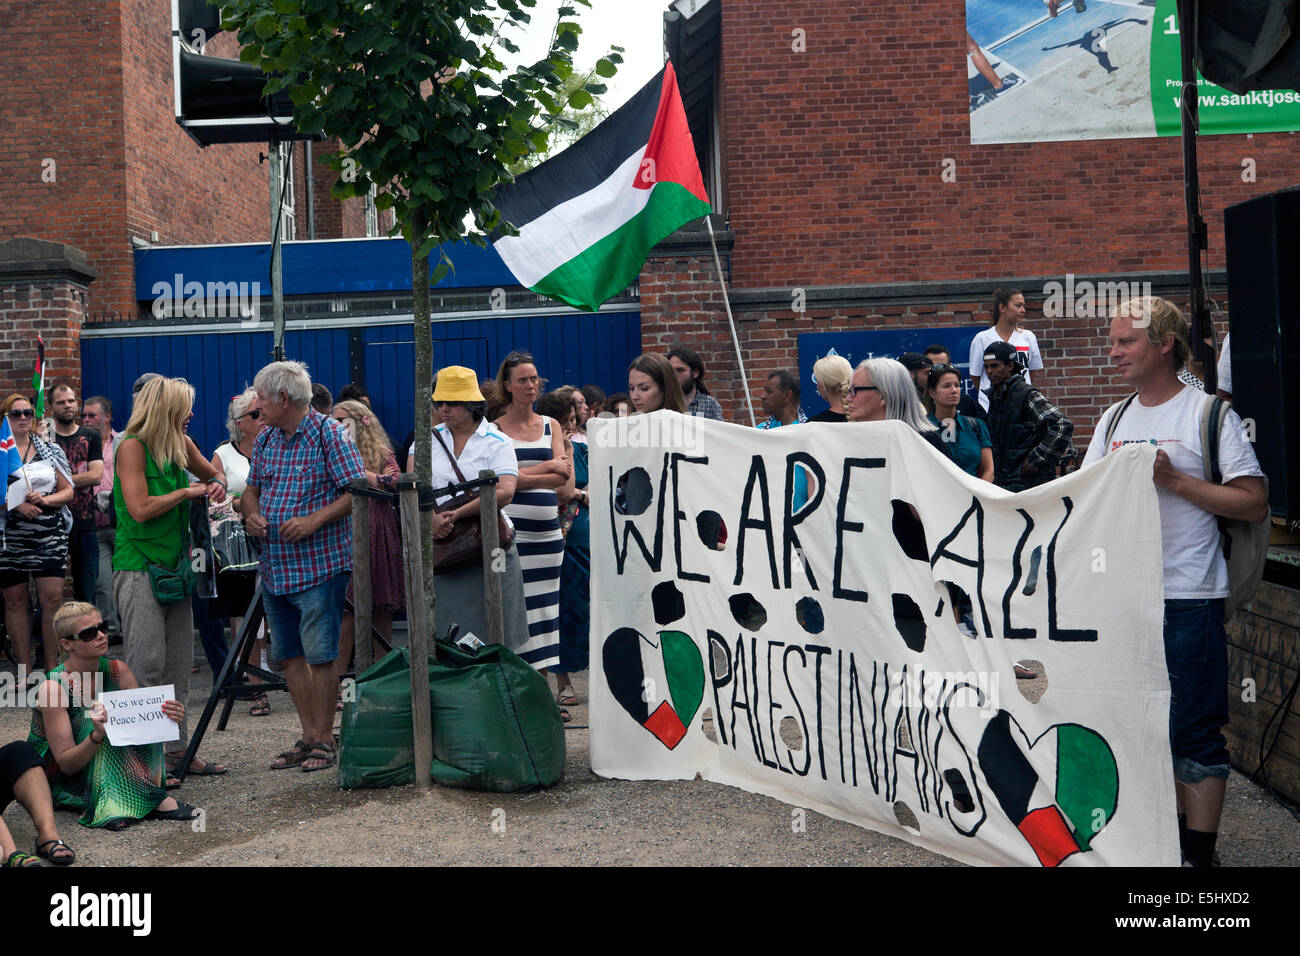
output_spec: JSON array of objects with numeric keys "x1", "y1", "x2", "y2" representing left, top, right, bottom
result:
[
  {"x1": 508, "y1": 65, "x2": 611, "y2": 175},
  {"x1": 220, "y1": 0, "x2": 619, "y2": 625}
]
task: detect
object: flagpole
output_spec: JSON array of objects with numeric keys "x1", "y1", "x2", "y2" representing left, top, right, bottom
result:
[{"x1": 705, "y1": 216, "x2": 756, "y2": 428}]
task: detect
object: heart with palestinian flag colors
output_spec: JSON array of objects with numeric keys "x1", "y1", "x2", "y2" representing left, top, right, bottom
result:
[
  {"x1": 977, "y1": 710, "x2": 1119, "y2": 866},
  {"x1": 602, "y1": 627, "x2": 705, "y2": 750}
]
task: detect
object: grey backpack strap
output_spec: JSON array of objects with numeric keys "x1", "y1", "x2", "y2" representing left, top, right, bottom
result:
[{"x1": 1102, "y1": 393, "x2": 1139, "y2": 452}]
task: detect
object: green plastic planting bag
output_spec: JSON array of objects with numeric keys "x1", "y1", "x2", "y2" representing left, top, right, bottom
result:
[
  {"x1": 338, "y1": 642, "x2": 565, "y2": 791},
  {"x1": 338, "y1": 649, "x2": 417, "y2": 789},
  {"x1": 429, "y1": 640, "x2": 565, "y2": 791}
]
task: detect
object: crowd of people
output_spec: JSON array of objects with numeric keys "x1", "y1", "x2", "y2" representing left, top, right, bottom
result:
[{"x1": 0, "y1": 290, "x2": 1261, "y2": 868}]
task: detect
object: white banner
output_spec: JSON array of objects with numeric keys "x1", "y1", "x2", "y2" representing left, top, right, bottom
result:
[{"x1": 588, "y1": 413, "x2": 1178, "y2": 867}]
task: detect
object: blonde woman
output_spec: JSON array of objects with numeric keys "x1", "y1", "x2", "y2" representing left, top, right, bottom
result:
[
  {"x1": 332, "y1": 399, "x2": 404, "y2": 681},
  {"x1": 30, "y1": 602, "x2": 198, "y2": 830},
  {"x1": 809, "y1": 354, "x2": 852, "y2": 422},
  {"x1": 112, "y1": 376, "x2": 229, "y2": 783}
]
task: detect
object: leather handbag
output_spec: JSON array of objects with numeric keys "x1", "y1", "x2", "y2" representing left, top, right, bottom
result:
[{"x1": 431, "y1": 430, "x2": 513, "y2": 572}]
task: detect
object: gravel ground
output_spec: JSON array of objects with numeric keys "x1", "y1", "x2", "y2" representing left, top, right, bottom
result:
[{"x1": 2, "y1": 643, "x2": 1296, "y2": 867}]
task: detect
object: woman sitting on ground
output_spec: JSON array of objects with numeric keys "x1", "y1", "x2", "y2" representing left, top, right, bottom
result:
[
  {"x1": 29, "y1": 602, "x2": 200, "y2": 830},
  {"x1": 925, "y1": 364, "x2": 994, "y2": 481},
  {"x1": 1, "y1": 739, "x2": 75, "y2": 866}
]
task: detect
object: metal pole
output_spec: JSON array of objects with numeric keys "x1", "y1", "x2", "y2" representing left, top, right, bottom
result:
[
  {"x1": 706, "y1": 216, "x2": 757, "y2": 427},
  {"x1": 269, "y1": 136, "x2": 286, "y2": 362},
  {"x1": 478, "y1": 469, "x2": 504, "y2": 646},
  {"x1": 1176, "y1": 0, "x2": 1217, "y2": 391},
  {"x1": 398, "y1": 476, "x2": 433, "y2": 788}
]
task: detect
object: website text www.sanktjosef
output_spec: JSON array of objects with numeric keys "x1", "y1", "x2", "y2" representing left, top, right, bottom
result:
[
  {"x1": 1170, "y1": 88, "x2": 1300, "y2": 109},
  {"x1": 1113, "y1": 916, "x2": 1250, "y2": 929}
]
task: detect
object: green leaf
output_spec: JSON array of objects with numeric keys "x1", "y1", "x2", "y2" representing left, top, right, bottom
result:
[
  {"x1": 253, "y1": 15, "x2": 279, "y2": 39},
  {"x1": 273, "y1": 0, "x2": 300, "y2": 14},
  {"x1": 567, "y1": 88, "x2": 592, "y2": 109},
  {"x1": 595, "y1": 57, "x2": 616, "y2": 78}
]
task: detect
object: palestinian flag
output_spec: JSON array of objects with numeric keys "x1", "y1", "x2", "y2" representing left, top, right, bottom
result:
[
  {"x1": 492, "y1": 62, "x2": 711, "y2": 312},
  {"x1": 31, "y1": 335, "x2": 45, "y2": 417}
]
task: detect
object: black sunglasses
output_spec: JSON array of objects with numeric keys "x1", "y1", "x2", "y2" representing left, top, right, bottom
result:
[
  {"x1": 238, "y1": 409, "x2": 261, "y2": 421},
  {"x1": 73, "y1": 621, "x2": 109, "y2": 642},
  {"x1": 848, "y1": 385, "x2": 880, "y2": 398},
  {"x1": 8, "y1": 408, "x2": 35, "y2": 419}
]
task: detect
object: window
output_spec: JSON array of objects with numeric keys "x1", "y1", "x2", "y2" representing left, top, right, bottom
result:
[
  {"x1": 278, "y1": 142, "x2": 296, "y2": 241},
  {"x1": 365, "y1": 183, "x2": 379, "y2": 237}
]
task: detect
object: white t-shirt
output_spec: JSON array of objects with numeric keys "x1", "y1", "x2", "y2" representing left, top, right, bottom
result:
[
  {"x1": 1083, "y1": 384, "x2": 1263, "y2": 599},
  {"x1": 968, "y1": 327, "x2": 1044, "y2": 410},
  {"x1": 412, "y1": 418, "x2": 519, "y2": 508},
  {"x1": 214, "y1": 442, "x2": 252, "y2": 496},
  {"x1": 1216, "y1": 333, "x2": 1232, "y2": 395}
]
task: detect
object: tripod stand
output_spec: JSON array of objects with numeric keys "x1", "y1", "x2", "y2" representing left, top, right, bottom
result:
[{"x1": 174, "y1": 578, "x2": 392, "y2": 785}]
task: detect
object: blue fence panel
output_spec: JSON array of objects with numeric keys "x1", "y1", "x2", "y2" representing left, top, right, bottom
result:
[{"x1": 82, "y1": 310, "x2": 640, "y2": 466}]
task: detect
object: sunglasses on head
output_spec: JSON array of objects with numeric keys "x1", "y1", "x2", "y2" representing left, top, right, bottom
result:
[
  {"x1": 926, "y1": 364, "x2": 961, "y2": 387},
  {"x1": 72, "y1": 621, "x2": 108, "y2": 642},
  {"x1": 8, "y1": 408, "x2": 35, "y2": 419}
]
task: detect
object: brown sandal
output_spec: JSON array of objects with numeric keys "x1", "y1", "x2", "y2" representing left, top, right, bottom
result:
[
  {"x1": 301, "y1": 740, "x2": 336, "y2": 773},
  {"x1": 269, "y1": 739, "x2": 312, "y2": 770}
]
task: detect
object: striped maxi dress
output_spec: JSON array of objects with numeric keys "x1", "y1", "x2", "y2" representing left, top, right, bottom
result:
[{"x1": 501, "y1": 418, "x2": 563, "y2": 670}]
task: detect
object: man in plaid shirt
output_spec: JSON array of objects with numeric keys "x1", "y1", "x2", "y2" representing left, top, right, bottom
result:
[
  {"x1": 243, "y1": 361, "x2": 365, "y2": 773},
  {"x1": 983, "y1": 340, "x2": 1074, "y2": 492}
]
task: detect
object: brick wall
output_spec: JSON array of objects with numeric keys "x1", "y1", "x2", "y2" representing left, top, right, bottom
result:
[
  {"x1": 717, "y1": 0, "x2": 1300, "y2": 289},
  {"x1": 0, "y1": 1, "x2": 381, "y2": 322},
  {"x1": 641, "y1": 252, "x2": 1224, "y2": 447},
  {"x1": 0, "y1": 2, "x2": 130, "y2": 319},
  {"x1": 640, "y1": 0, "x2": 1280, "y2": 444},
  {"x1": 0, "y1": 240, "x2": 94, "y2": 403}
]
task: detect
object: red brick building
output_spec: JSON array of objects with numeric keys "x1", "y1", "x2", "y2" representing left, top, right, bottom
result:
[
  {"x1": 0, "y1": 0, "x2": 381, "y2": 326},
  {"x1": 649, "y1": 0, "x2": 1300, "y2": 443}
]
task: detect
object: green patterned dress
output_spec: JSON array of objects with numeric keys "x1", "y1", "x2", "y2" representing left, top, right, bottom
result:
[{"x1": 28, "y1": 658, "x2": 167, "y2": 828}]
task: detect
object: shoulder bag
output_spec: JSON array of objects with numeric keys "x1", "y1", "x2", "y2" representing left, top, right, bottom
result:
[{"x1": 431, "y1": 429, "x2": 513, "y2": 572}]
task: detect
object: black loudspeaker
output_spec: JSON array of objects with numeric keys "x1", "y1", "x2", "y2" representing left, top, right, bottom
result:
[{"x1": 1223, "y1": 186, "x2": 1300, "y2": 519}]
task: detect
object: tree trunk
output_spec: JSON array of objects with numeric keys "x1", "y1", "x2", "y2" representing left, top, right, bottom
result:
[{"x1": 410, "y1": 210, "x2": 436, "y2": 645}]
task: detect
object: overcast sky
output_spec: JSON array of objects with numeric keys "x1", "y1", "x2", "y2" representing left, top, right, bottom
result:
[{"x1": 503, "y1": 0, "x2": 671, "y2": 111}]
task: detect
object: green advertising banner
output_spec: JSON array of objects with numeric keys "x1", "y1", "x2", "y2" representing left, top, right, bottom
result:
[{"x1": 966, "y1": 0, "x2": 1300, "y2": 144}]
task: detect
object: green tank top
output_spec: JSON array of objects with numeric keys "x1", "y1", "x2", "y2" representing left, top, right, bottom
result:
[{"x1": 112, "y1": 436, "x2": 190, "y2": 572}]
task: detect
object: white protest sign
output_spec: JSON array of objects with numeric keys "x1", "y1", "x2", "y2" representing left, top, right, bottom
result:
[
  {"x1": 99, "y1": 684, "x2": 180, "y2": 747},
  {"x1": 588, "y1": 413, "x2": 1178, "y2": 867},
  {"x1": 6, "y1": 460, "x2": 55, "y2": 511}
]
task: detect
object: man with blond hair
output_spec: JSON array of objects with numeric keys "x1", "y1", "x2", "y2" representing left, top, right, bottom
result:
[
  {"x1": 242, "y1": 361, "x2": 364, "y2": 774},
  {"x1": 1084, "y1": 297, "x2": 1267, "y2": 867}
]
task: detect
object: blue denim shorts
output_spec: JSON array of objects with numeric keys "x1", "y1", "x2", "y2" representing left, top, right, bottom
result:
[
  {"x1": 1163, "y1": 599, "x2": 1231, "y2": 782},
  {"x1": 263, "y1": 572, "x2": 349, "y2": 666}
]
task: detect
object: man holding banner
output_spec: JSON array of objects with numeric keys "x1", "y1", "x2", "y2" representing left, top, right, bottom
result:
[{"x1": 1084, "y1": 297, "x2": 1267, "y2": 868}]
